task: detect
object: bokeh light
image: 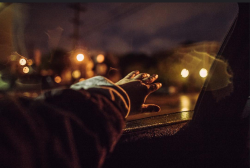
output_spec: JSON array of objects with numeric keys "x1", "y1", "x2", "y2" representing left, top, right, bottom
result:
[
  {"x1": 199, "y1": 68, "x2": 208, "y2": 78},
  {"x1": 23, "y1": 66, "x2": 29, "y2": 73},
  {"x1": 72, "y1": 70, "x2": 81, "y2": 79},
  {"x1": 181, "y1": 107, "x2": 189, "y2": 111},
  {"x1": 181, "y1": 69, "x2": 189, "y2": 78},
  {"x1": 181, "y1": 112, "x2": 191, "y2": 120},
  {"x1": 180, "y1": 95, "x2": 190, "y2": 111},
  {"x1": 19, "y1": 58, "x2": 26, "y2": 66},
  {"x1": 23, "y1": 92, "x2": 31, "y2": 97},
  {"x1": 27, "y1": 59, "x2": 33, "y2": 66},
  {"x1": 54, "y1": 76, "x2": 62, "y2": 83},
  {"x1": 76, "y1": 54, "x2": 84, "y2": 61},
  {"x1": 96, "y1": 54, "x2": 105, "y2": 63}
]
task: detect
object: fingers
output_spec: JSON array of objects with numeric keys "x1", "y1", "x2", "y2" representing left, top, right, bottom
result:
[
  {"x1": 134, "y1": 73, "x2": 150, "y2": 80},
  {"x1": 142, "y1": 74, "x2": 158, "y2": 84},
  {"x1": 148, "y1": 82, "x2": 162, "y2": 93},
  {"x1": 124, "y1": 70, "x2": 140, "y2": 79},
  {"x1": 141, "y1": 104, "x2": 161, "y2": 113}
]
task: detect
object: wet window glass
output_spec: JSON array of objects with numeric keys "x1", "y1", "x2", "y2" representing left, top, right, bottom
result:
[{"x1": 0, "y1": 3, "x2": 238, "y2": 120}]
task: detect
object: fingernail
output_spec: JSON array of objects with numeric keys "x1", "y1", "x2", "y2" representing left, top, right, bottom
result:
[{"x1": 154, "y1": 74, "x2": 158, "y2": 78}]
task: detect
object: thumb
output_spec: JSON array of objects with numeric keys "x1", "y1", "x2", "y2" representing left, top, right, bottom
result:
[{"x1": 141, "y1": 104, "x2": 161, "y2": 113}]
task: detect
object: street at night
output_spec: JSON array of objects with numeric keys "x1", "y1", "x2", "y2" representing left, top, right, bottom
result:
[{"x1": 127, "y1": 92, "x2": 199, "y2": 120}]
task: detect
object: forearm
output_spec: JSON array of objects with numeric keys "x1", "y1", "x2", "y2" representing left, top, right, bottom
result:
[
  {"x1": 0, "y1": 76, "x2": 131, "y2": 168},
  {"x1": 34, "y1": 76, "x2": 131, "y2": 167}
]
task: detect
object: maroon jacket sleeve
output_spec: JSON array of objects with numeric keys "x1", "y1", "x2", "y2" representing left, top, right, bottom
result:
[{"x1": 0, "y1": 76, "x2": 130, "y2": 168}]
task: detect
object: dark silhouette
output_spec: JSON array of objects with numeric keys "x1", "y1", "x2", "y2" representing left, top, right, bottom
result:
[{"x1": 0, "y1": 70, "x2": 161, "y2": 168}]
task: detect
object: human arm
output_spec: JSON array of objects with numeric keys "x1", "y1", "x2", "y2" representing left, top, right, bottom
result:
[{"x1": 0, "y1": 71, "x2": 161, "y2": 168}]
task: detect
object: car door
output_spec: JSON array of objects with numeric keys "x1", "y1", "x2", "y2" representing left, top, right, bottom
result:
[{"x1": 103, "y1": 3, "x2": 249, "y2": 168}]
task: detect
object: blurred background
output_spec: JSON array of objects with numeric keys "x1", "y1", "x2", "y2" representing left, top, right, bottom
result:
[{"x1": 0, "y1": 3, "x2": 238, "y2": 119}]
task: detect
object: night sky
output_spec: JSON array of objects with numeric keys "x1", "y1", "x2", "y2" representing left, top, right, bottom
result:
[{"x1": 7, "y1": 3, "x2": 239, "y2": 56}]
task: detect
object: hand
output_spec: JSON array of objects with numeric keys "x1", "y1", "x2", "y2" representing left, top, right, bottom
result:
[{"x1": 116, "y1": 70, "x2": 162, "y2": 114}]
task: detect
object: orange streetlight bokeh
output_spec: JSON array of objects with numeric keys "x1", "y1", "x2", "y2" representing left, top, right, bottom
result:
[
  {"x1": 23, "y1": 66, "x2": 29, "y2": 73},
  {"x1": 72, "y1": 70, "x2": 81, "y2": 79},
  {"x1": 54, "y1": 76, "x2": 62, "y2": 83},
  {"x1": 96, "y1": 54, "x2": 105, "y2": 63}
]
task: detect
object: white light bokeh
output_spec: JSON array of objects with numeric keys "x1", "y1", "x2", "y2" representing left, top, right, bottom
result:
[
  {"x1": 76, "y1": 54, "x2": 84, "y2": 61},
  {"x1": 19, "y1": 58, "x2": 26, "y2": 66},
  {"x1": 199, "y1": 68, "x2": 208, "y2": 78},
  {"x1": 181, "y1": 69, "x2": 189, "y2": 78}
]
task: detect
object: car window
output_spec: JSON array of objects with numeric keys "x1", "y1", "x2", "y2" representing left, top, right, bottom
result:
[{"x1": 0, "y1": 3, "x2": 238, "y2": 121}]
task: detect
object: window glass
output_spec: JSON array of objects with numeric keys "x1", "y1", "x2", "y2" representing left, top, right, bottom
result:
[{"x1": 0, "y1": 3, "x2": 238, "y2": 120}]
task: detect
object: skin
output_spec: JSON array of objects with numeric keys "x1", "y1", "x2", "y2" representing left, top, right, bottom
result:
[{"x1": 116, "y1": 70, "x2": 162, "y2": 114}]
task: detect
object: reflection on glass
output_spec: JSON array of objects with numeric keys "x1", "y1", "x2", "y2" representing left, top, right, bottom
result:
[
  {"x1": 181, "y1": 112, "x2": 190, "y2": 120},
  {"x1": 180, "y1": 95, "x2": 191, "y2": 112},
  {"x1": 181, "y1": 107, "x2": 189, "y2": 112}
]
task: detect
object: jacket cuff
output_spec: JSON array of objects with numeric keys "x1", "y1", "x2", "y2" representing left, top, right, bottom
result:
[{"x1": 70, "y1": 76, "x2": 131, "y2": 118}]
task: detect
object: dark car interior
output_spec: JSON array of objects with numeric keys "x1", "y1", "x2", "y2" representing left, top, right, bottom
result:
[
  {"x1": 0, "y1": 2, "x2": 248, "y2": 168},
  {"x1": 103, "y1": 3, "x2": 249, "y2": 168}
]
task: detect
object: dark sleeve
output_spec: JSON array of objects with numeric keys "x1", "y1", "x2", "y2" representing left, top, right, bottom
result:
[{"x1": 0, "y1": 76, "x2": 130, "y2": 168}]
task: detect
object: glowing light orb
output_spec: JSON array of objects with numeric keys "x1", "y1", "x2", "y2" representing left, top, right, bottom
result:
[
  {"x1": 27, "y1": 59, "x2": 33, "y2": 66},
  {"x1": 76, "y1": 54, "x2": 84, "y2": 61},
  {"x1": 199, "y1": 68, "x2": 208, "y2": 78},
  {"x1": 23, "y1": 92, "x2": 30, "y2": 97},
  {"x1": 19, "y1": 58, "x2": 26, "y2": 65},
  {"x1": 181, "y1": 69, "x2": 189, "y2": 78},
  {"x1": 96, "y1": 54, "x2": 105, "y2": 63},
  {"x1": 181, "y1": 107, "x2": 189, "y2": 111},
  {"x1": 72, "y1": 70, "x2": 81, "y2": 79},
  {"x1": 54, "y1": 76, "x2": 62, "y2": 83},
  {"x1": 79, "y1": 78, "x2": 85, "y2": 82},
  {"x1": 23, "y1": 66, "x2": 29, "y2": 73}
]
